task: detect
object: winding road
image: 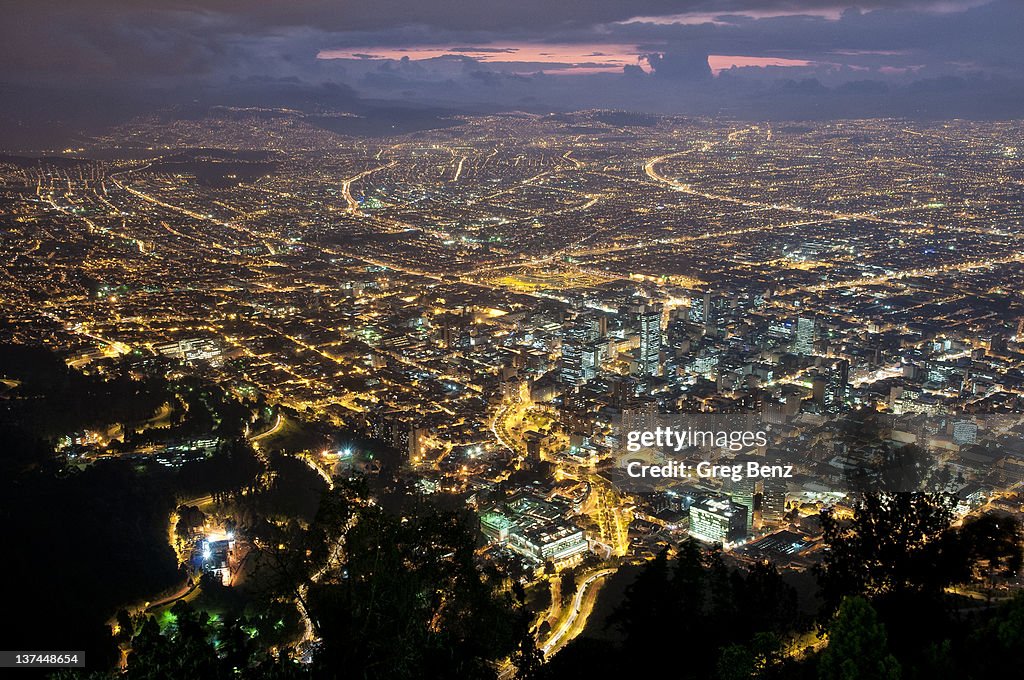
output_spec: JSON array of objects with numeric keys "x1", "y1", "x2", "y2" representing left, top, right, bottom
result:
[{"x1": 541, "y1": 568, "x2": 616, "y2": 657}]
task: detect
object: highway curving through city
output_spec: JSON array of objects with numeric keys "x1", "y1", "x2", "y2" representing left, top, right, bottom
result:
[{"x1": 541, "y1": 568, "x2": 616, "y2": 657}]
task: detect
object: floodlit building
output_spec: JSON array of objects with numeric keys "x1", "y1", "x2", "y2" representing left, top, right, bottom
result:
[
  {"x1": 155, "y1": 337, "x2": 223, "y2": 364},
  {"x1": 201, "y1": 535, "x2": 235, "y2": 586},
  {"x1": 508, "y1": 521, "x2": 588, "y2": 563},
  {"x1": 689, "y1": 497, "x2": 748, "y2": 544},
  {"x1": 479, "y1": 495, "x2": 589, "y2": 565}
]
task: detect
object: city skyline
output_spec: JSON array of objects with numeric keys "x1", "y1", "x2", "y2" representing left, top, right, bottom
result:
[
  {"x1": 1, "y1": 2, "x2": 1023, "y2": 679},
  {"x1": 3, "y1": 108, "x2": 1023, "y2": 676}
]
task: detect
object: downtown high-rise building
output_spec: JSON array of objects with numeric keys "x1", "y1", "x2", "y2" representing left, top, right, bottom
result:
[
  {"x1": 637, "y1": 304, "x2": 663, "y2": 377},
  {"x1": 727, "y1": 474, "x2": 756, "y2": 532},
  {"x1": 794, "y1": 316, "x2": 816, "y2": 355},
  {"x1": 560, "y1": 323, "x2": 589, "y2": 387},
  {"x1": 689, "y1": 291, "x2": 719, "y2": 331},
  {"x1": 812, "y1": 359, "x2": 849, "y2": 413},
  {"x1": 760, "y1": 475, "x2": 788, "y2": 527},
  {"x1": 619, "y1": 399, "x2": 658, "y2": 452}
]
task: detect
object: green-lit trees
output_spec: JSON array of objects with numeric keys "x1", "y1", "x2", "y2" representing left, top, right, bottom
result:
[{"x1": 818, "y1": 596, "x2": 900, "y2": 680}]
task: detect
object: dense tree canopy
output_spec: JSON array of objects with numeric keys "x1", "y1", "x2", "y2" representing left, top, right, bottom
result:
[
  {"x1": 541, "y1": 539, "x2": 800, "y2": 680},
  {"x1": 309, "y1": 498, "x2": 531, "y2": 680},
  {"x1": 818, "y1": 492, "x2": 1022, "y2": 607}
]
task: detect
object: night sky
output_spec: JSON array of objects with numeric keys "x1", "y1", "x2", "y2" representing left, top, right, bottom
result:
[{"x1": 2, "y1": 0, "x2": 1023, "y2": 141}]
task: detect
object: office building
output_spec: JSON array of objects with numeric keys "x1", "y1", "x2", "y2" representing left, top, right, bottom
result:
[
  {"x1": 689, "y1": 497, "x2": 748, "y2": 544},
  {"x1": 637, "y1": 304, "x2": 662, "y2": 377}
]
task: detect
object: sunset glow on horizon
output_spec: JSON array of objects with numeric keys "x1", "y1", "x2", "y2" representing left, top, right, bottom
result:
[{"x1": 318, "y1": 44, "x2": 814, "y2": 76}]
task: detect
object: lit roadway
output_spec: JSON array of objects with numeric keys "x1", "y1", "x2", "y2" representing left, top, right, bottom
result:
[
  {"x1": 640, "y1": 131, "x2": 1020, "y2": 263},
  {"x1": 341, "y1": 162, "x2": 396, "y2": 213},
  {"x1": 591, "y1": 479, "x2": 630, "y2": 557},
  {"x1": 101, "y1": 158, "x2": 623, "y2": 304},
  {"x1": 295, "y1": 513, "x2": 355, "y2": 661},
  {"x1": 246, "y1": 411, "x2": 283, "y2": 470},
  {"x1": 557, "y1": 460, "x2": 629, "y2": 557},
  {"x1": 541, "y1": 568, "x2": 616, "y2": 657},
  {"x1": 490, "y1": 392, "x2": 528, "y2": 455},
  {"x1": 108, "y1": 173, "x2": 241, "y2": 255},
  {"x1": 247, "y1": 411, "x2": 284, "y2": 443},
  {"x1": 784, "y1": 251, "x2": 1024, "y2": 295}
]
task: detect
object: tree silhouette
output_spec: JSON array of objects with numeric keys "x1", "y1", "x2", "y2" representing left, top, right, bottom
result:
[
  {"x1": 717, "y1": 633, "x2": 783, "y2": 680},
  {"x1": 559, "y1": 568, "x2": 578, "y2": 604},
  {"x1": 119, "y1": 602, "x2": 307, "y2": 680},
  {"x1": 957, "y1": 514, "x2": 1023, "y2": 600},
  {"x1": 818, "y1": 596, "x2": 900, "y2": 680},
  {"x1": 819, "y1": 492, "x2": 1023, "y2": 612},
  {"x1": 817, "y1": 492, "x2": 956, "y2": 607},
  {"x1": 604, "y1": 540, "x2": 797, "y2": 679},
  {"x1": 308, "y1": 499, "x2": 528, "y2": 679}
]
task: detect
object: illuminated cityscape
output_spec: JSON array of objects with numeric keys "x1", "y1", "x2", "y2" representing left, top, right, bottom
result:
[{"x1": 2, "y1": 1, "x2": 1024, "y2": 678}]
